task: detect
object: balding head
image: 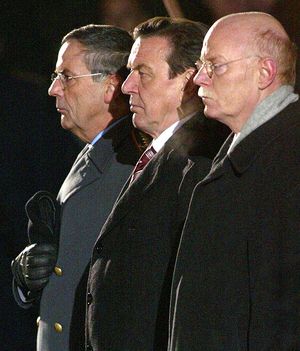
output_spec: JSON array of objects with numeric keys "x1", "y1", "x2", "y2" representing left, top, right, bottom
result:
[
  {"x1": 193, "y1": 12, "x2": 297, "y2": 132},
  {"x1": 207, "y1": 12, "x2": 297, "y2": 86},
  {"x1": 212, "y1": 12, "x2": 287, "y2": 36}
]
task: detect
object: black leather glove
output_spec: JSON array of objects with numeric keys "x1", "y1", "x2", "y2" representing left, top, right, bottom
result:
[
  {"x1": 25, "y1": 190, "x2": 60, "y2": 246},
  {"x1": 11, "y1": 190, "x2": 60, "y2": 296},
  {"x1": 11, "y1": 243, "x2": 57, "y2": 292}
]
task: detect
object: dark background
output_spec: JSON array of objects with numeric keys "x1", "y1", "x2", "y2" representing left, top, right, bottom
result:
[{"x1": 1, "y1": 1, "x2": 299, "y2": 80}]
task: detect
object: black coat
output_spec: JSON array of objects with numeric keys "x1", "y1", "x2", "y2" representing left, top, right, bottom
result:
[
  {"x1": 86, "y1": 113, "x2": 228, "y2": 351},
  {"x1": 169, "y1": 99, "x2": 300, "y2": 351}
]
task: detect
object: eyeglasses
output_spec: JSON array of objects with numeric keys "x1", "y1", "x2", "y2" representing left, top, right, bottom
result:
[
  {"x1": 50, "y1": 72, "x2": 105, "y2": 88},
  {"x1": 195, "y1": 56, "x2": 258, "y2": 78}
]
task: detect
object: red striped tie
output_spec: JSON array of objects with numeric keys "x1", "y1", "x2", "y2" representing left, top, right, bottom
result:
[{"x1": 130, "y1": 146, "x2": 156, "y2": 183}]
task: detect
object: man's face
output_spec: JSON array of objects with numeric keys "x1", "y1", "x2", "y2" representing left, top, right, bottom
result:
[
  {"x1": 193, "y1": 25, "x2": 261, "y2": 132},
  {"x1": 48, "y1": 39, "x2": 106, "y2": 142},
  {"x1": 122, "y1": 36, "x2": 187, "y2": 138}
]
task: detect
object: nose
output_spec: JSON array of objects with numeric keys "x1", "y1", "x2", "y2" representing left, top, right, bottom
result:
[
  {"x1": 193, "y1": 67, "x2": 211, "y2": 87},
  {"x1": 48, "y1": 78, "x2": 64, "y2": 97},
  {"x1": 121, "y1": 71, "x2": 138, "y2": 95}
]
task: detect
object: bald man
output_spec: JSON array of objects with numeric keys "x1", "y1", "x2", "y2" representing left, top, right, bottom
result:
[{"x1": 169, "y1": 12, "x2": 300, "y2": 350}]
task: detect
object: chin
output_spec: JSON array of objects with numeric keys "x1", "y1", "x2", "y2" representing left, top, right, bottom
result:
[
  {"x1": 132, "y1": 113, "x2": 144, "y2": 129},
  {"x1": 203, "y1": 106, "x2": 220, "y2": 120},
  {"x1": 60, "y1": 115, "x2": 72, "y2": 131},
  {"x1": 132, "y1": 113, "x2": 137, "y2": 128},
  {"x1": 203, "y1": 106, "x2": 214, "y2": 118}
]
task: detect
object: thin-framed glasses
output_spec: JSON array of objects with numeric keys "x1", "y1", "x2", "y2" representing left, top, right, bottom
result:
[
  {"x1": 50, "y1": 72, "x2": 105, "y2": 88},
  {"x1": 195, "y1": 56, "x2": 259, "y2": 78}
]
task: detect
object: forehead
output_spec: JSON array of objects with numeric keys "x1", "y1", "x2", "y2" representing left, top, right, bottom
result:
[
  {"x1": 56, "y1": 40, "x2": 87, "y2": 70},
  {"x1": 202, "y1": 23, "x2": 248, "y2": 61},
  {"x1": 128, "y1": 36, "x2": 170, "y2": 67}
]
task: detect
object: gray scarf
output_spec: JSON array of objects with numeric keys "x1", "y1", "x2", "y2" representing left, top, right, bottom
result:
[{"x1": 228, "y1": 85, "x2": 299, "y2": 153}]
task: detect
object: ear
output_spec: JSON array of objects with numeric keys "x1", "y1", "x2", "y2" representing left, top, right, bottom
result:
[
  {"x1": 181, "y1": 68, "x2": 198, "y2": 97},
  {"x1": 104, "y1": 75, "x2": 121, "y2": 104},
  {"x1": 258, "y1": 58, "x2": 277, "y2": 90}
]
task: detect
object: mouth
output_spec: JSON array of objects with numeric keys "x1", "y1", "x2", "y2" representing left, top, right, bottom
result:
[
  {"x1": 56, "y1": 107, "x2": 67, "y2": 114},
  {"x1": 199, "y1": 93, "x2": 213, "y2": 103},
  {"x1": 200, "y1": 95, "x2": 210, "y2": 100},
  {"x1": 129, "y1": 104, "x2": 143, "y2": 113}
]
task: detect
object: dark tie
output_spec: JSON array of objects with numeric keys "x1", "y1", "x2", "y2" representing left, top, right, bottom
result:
[{"x1": 130, "y1": 146, "x2": 156, "y2": 183}]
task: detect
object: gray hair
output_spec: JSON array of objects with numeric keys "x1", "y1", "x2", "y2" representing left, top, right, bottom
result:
[{"x1": 62, "y1": 24, "x2": 133, "y2": 82}]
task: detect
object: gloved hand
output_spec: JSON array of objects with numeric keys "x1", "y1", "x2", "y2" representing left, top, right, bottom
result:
[
  {"x1": 11, "y1": 242, "x2": 57, "y2": 292},
  {"x1": 11, "y1": 190, "x2": 60, "y2": 297},
  {"x1": 25, "y1": 190, "x2": 60, "y2": 246}
]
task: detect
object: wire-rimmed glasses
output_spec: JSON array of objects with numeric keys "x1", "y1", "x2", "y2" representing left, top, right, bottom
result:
[
  {"x1": 195, "y1": 56, "x2": 259, "y2": 78},
  {"x1": 50, "y1": 72, "x2": 105, "y2": 88}
]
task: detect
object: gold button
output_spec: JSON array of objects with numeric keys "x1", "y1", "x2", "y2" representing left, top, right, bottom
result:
[
  {"x1": 54, "y1": 322, "x2": 63, "y2": 333},
  {"x1": 36, "y1": 316, "x2": 40, "y2": 327},
  {"x1": 54, "y1": 266, "x2": 63, "y2": 276}
]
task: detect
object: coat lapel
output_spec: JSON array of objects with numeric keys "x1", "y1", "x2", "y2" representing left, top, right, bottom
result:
[
  {"x1": 57, "y1": 138, "x2": 114, "y2": 204},
  {"x1": 57, "y1": 115, "x2": 138, "y2": 204},
  {"x1": 200, "y1": 133, "x2": 233, "y2": 184},
  {"x1": 99, "y1": 149, "x2": 170, "y2": 239},
  {"x1": 201, "y1": 100, "x2": 300, "y2": 185}
]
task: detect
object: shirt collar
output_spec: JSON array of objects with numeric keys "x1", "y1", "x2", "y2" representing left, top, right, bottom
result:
[
  {"x1": 151, "y1": 112, "x2": 197, "y2": 153},
  {"x1": 90, "y1": 115, "x2": 128, "y2": 146}
]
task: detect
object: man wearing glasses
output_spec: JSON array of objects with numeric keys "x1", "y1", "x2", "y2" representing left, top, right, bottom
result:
[
  {"x1": 169, "y1": 12, "x2": 300, "y2": 350},
  {"x1": 11, "y1": 24, "x2": 148, "y2": 351}
]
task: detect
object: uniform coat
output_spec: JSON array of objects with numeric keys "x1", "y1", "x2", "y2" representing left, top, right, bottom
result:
[
  {"x1": 169, "y1": 100, "x2": 300, "y2": 351},
  {"x1": 86, "y1": 113, "x2": 228, "y2": 351},
  {"x1": 14, "y1": 116, "x2": 143, "y2": 351}
]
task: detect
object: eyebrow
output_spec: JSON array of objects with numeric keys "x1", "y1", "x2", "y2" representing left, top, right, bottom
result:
[
  {"x1": 202, "y1": 55, "x2": 227, "y2": 62},
  {"x1": 128, "y1": 63, "x2": 153, "y2": 73},
  {"x1": 56, "y1": 68, "x2": 77, "y2": 76}
]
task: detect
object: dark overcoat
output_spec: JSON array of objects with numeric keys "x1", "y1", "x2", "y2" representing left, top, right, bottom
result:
[
  {"x1": 86, "y1": 113, "x2": 228, "y2": 351},
  {"x1": 169, "y1": 100, "x2": 300, "y2": 351}
]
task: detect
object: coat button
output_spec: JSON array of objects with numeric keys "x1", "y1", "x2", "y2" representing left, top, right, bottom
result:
[
  {"x1": 128, "y1": 226, "x2": 136, "y2": 233},
  {"x1": 54, "y1": 266, "x2": 63, "y2": 276},
  {"x1": 87, "y1": 292, "x2": 93, "y2": 305},
  {"x1": 95, "y1": 242, "x2": 103, "y2": 253},
  {"x1": 54, "y1": 322, "x2": 63, "y2": 333},
  {"x1": 36, "y1": 316, "x2": 40, "y2": 327}
]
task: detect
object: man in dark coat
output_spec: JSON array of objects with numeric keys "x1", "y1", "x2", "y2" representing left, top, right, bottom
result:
[
  {"x1": 169, "y1": 12, "x2": 300, "y2": 350},
  {"x1": 86, "y1": 17, "x2": 228, "y2": 351},
  {"x1": 11, "y1": 25, "x2": 148, "y2": 351}
]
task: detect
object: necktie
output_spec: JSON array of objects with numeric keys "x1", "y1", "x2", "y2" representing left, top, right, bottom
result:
[{"x1": 130, "y1": 146, "x2": 156, "y2": 183}]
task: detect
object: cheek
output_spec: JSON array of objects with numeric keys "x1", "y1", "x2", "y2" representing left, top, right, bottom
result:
[
  {"x1": 215, "y1": 77, "x2": 250, "y2": 109},
  {"x1": 65, "y1": 94, "x2": 89, "y2": 129},
  {"x1": 149, "y1": 99, "x2": 164, "y2": 116},
  {"x1": 64, "y1": 93, "x2": 78, "y2": 115}
]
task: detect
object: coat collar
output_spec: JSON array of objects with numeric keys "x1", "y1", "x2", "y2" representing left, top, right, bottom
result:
[
  {"x1": 229, "y1": 101, "x2": 300, "y2": 174},
  {"x1": 202, "y1": 100, "x2": 300, "y2": 184},
  {"x1": 57, "y1": 116, "x2": 134, "y2": 203},
  {"x1": 99, "y1": 142, "x2": 173, "y2": 239}
]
